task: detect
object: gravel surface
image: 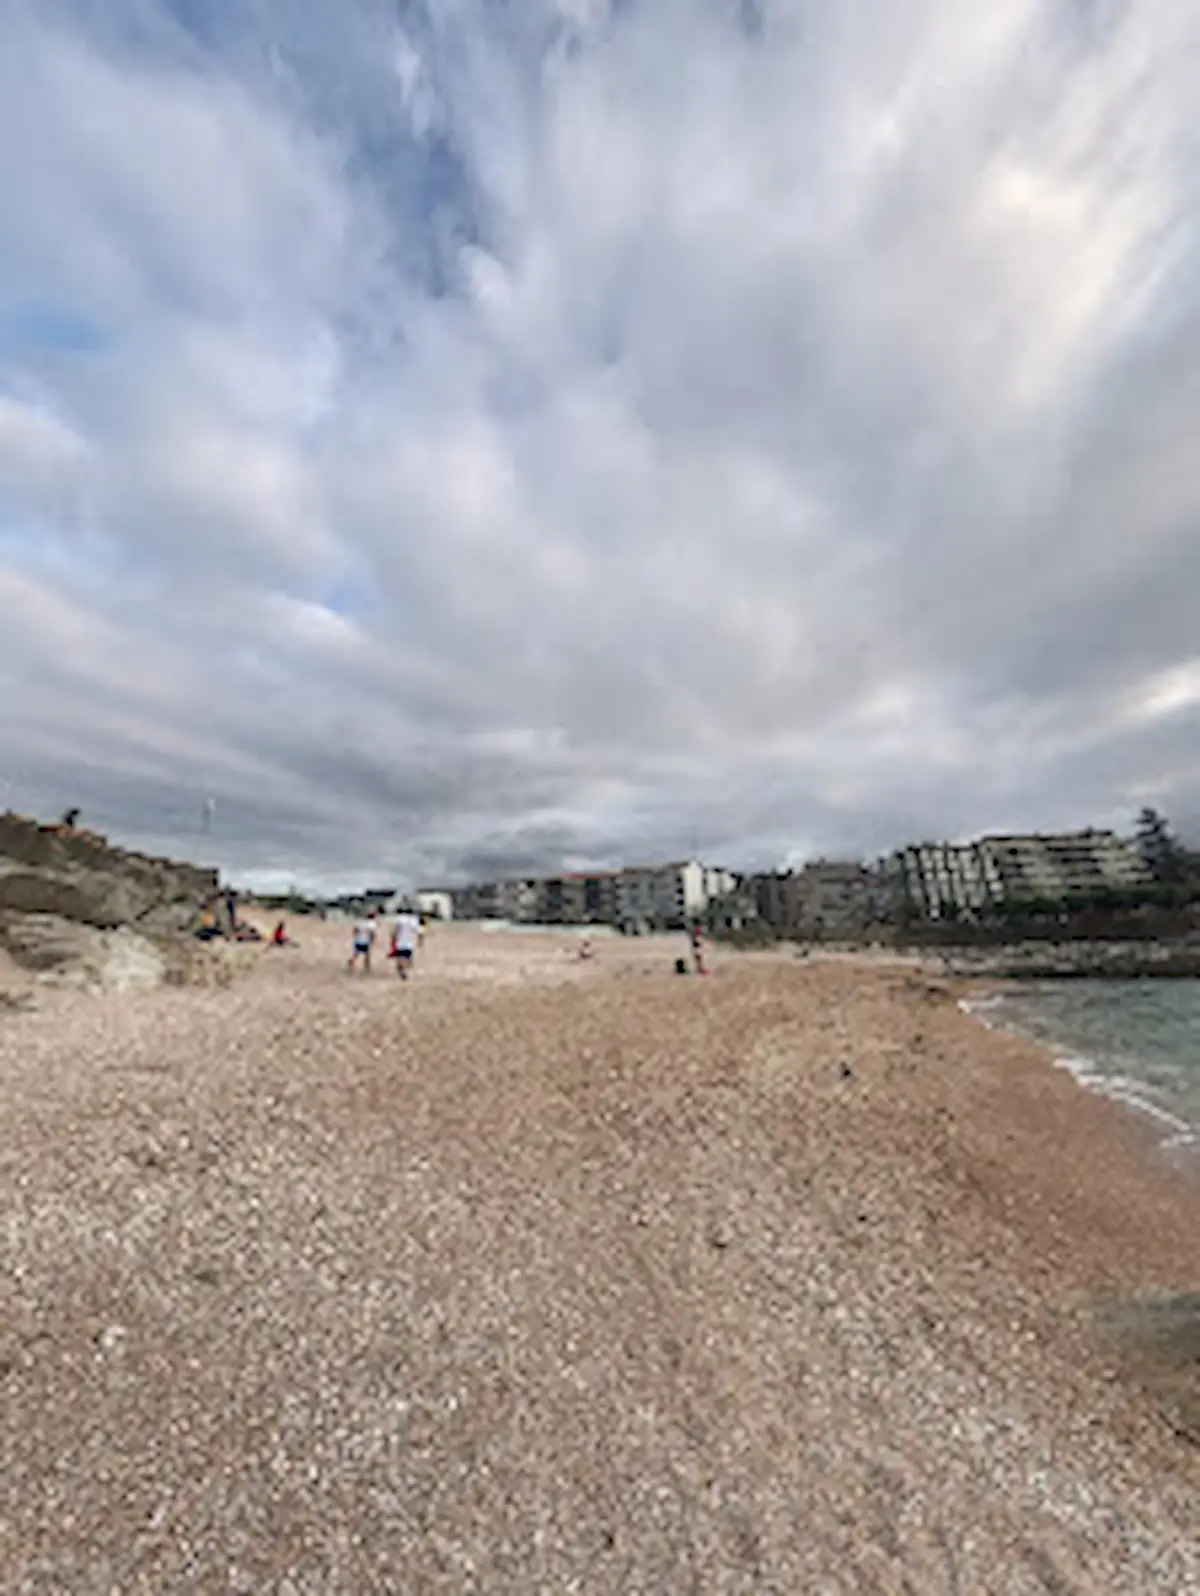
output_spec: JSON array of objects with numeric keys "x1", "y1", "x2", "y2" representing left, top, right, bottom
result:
[{"x1": 2, "y1": 923, "x2": 1197, "y2": 1593}]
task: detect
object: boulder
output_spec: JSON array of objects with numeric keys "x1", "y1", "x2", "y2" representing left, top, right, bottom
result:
[
  {"x1": 0, "y1": 863, "x2": 152, "y2": 927},
  {"x1": 0, "y1": 813, "x2": 221, "y2": 988},
  {"x1": 0, "y1": 915, "x2": 166, "y2": 990}
]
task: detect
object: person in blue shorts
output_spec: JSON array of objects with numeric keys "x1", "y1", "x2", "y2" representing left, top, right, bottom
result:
[
  {"x1": 348, "y1": 912, "x2": 376, "y2": 974},
  {"x1": 389, "y1": 905, "x2": 422, "y2": 979}
]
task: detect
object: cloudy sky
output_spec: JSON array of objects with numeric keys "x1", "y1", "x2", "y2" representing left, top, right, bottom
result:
[{"x1": 2, "y1": 0, "x2": 1199, "y2": 892}]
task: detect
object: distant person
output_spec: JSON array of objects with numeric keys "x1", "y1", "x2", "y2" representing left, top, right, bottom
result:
[
  {"x1": 577, "y1": 936, "x2": 595, "y2": 961},
  {"x1": 271, "y1": 920, "x2": 292, "y2": 948},
  {"x1": 60, "y1": 807, "x2": 81, "y2": 830},
  {"x1": 389, "y1": 906, "x2": 422, "y2": 979},
  {"x1": 349, "y1": 912, "x2": 376, "y2": 974},
  {"x1": 688, "y1": 921, "x2": 706, "y2": 975}
]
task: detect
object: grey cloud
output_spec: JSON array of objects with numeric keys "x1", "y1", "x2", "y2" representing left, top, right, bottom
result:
[{"x1": 2, "y1": 0, "x2": 1200, "y2": 893}]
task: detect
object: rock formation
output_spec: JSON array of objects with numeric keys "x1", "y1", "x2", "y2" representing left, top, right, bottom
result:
[{"x1": 0, "y1": 812, "x2": 220, "y2": 990}]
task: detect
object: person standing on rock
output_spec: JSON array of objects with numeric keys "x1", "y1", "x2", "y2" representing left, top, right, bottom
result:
[
  {"x1": 389, "y1": 905, "x2": 422, "y2": 980},
  {"x1": 348, "y1": 911, "x2": 376, "y2": 975}
]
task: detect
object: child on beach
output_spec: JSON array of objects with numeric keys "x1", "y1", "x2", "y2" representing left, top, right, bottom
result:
[
  {"x1": 348, "y1": 913, "x2": 376, "y2": 974},
  {"x1": 389, "y1": 907, "x2": 422, "y2": 979}
]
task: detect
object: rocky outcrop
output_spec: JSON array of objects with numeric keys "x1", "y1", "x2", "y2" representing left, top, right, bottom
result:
[
  {"x1": 0, "y1": 813, "x2": 221, "y2": 987},
  {"x1": 0, "y1": 813, "x2": 217, "y2": 932},
  {"x1": 941, "y1": 940, "x2": 1200, "y2": 979},
  {"x1": 1, "y1": 915, "x2": 167, "y2": 989}
]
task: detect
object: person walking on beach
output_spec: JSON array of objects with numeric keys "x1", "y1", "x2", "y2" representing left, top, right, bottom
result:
[
  {"x1": 348, "y1": 911, "x2": 376, "y2": 974},
  {"x1": 389, "y1": 904, "x2": 422, "y2": 979},
  {"x1": 688, "y1": 920, "x2": 707, "y2": 975}
]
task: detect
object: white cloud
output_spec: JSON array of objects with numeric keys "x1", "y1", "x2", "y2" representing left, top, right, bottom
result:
[
  {"x1": 0, "y1": 394, "x2": 87, "y2": 474},
  {"x1": 2, "y1": 0, "x2": 1200, "y2": 889},
  {"x1": 1127, "y1": 660, "x2": 1200, "y2": 724}
]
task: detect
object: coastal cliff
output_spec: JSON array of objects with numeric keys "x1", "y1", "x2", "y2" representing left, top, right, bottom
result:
[{"x1": 0, "y1": 812, "x2": 220, "y2": 988}]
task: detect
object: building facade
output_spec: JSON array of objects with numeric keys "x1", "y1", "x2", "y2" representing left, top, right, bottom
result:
[
  {"x1": 447, "y1": 879, "x2": 537, "y2": 921},
  {"x1": 979, "y1": 830, "x2": 1151, "y2": 904},
  {"x1": 444, "y1": 861, "x2": 736, "y2": 931},
  {"x1": 896, "y1": 843, "x2": 1003, "y2": 922},
  {"x1": 616, "y1": 861, "x2": 734, "y2": 930},
  {"x1": 536, "y1": 872, "x2": 619, "y2": 925},
  {"x1": 415, "y1": 890, "x2": 453, "y2": 921},
  {"x1": 737, "y1": 861, "x2": 891, "y2": 939},
  {"x1": 783, "y1": 860, "x2": 887, "y2": 939},
  {"x1": 896, "y1": 830, "x2": 1153, "y2": 922}
]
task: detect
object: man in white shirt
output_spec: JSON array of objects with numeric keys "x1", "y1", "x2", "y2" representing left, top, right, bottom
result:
[
  {"x1": 390, "y1": 907, "x2": 422, "y2": 980},
  {"x1": 348, "y1": 913, "x2": 376, "y2": 974}
]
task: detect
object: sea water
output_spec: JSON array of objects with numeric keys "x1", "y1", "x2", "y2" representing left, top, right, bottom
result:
[{"x1": 971, "y1": 980, "x2": 1200, "y2": 1160}]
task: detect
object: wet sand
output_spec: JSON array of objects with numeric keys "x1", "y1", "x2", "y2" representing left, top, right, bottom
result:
[{"x1": 1, "y1": 923, "x2": 1197, "y2": 1592}]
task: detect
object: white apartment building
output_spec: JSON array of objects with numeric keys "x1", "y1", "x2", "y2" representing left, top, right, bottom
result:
[
  {"x1": 415, "y1": 890, "x2": 453, "y2": 921},
  {"x1": 703, "y1": 865, "x2": 738, "y2": 903}
]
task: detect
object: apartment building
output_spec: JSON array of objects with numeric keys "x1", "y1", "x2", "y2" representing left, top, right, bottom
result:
[
  {"x1": 896, "y1": 843, "x2": 1003, "y2": 922},
  {"x1": 707, "y1": 879, "x2": 763, "y2": 934},
  {"x1": 415, "y1": 890, "x2": 453, "y2": 921},
  {"x1": 703, "y1": 865, "x2": 738, "y2": 903},
  {"x1": 897, "y1": 829, "x2": 1153, "y2": 920},
  {"x1": 446, "y1": 861, "x2": 734, "y2": 930},
  {"x1": 736, "y1": 861, "x2": 891, "y2": 938},
  {"x1": 447, "y1": 878, "x2": 538, "y2": 921},
  {"x1": 447, "y1": 881, "x2": 491, "y2": 920},
  {"x1": 784, "y1": 859, "x2": 888, "y2": 939},
  {"x1": 744, "y1": 872, "x2": 787, "y2": 929},
  {"x1": 328, "y1": 886, "x2": 397, "y2": 918},
  {"x1": 980, "y1": 830, "x2": 1151, "y2": 904},
  {"x1": 536, "y1": 872, "x2": 619, "y2": 925},
  {"x1": 616, "y1": 860, "x2": 731, "y2": 930}
]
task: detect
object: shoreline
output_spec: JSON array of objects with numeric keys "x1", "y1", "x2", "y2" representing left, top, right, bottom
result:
[
  {"x1": 933, "y1": 940, "x2": 1200, "y2": 980},
  {"x1": 954, "y1": 974, "x2": 1200, "y2": 1172},
  {"x1": 2, "y1": 926, "x2": 1197, "y2": 1589}
]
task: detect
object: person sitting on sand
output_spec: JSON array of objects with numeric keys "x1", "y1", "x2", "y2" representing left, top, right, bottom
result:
[
  {"x1": 577, "y1": 937, "x2": 594, "y2": 961},
  {"x1": 348, "y1": 912, "x2": 376, "y2": 974},
  {"x1": 271, "y1": 920, "x2": 292, "y2": 948},
  {"x1": 389, "y1": 905, "x2": 422, "y2": 980}
]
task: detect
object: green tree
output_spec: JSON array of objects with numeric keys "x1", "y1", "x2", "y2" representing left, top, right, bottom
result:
[{"x1": 1136, "y1": 807, "x2": 1185, "y2": 885}]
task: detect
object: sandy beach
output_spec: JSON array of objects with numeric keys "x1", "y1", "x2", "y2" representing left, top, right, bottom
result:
[{"x1": 1, "y1": 922, "x2": 1197, "y2": 1593}]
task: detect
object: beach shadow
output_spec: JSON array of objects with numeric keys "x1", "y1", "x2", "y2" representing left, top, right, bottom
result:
[{"x1": 1096, "y1": 1292, "x2": 1200, "y2": 1444}]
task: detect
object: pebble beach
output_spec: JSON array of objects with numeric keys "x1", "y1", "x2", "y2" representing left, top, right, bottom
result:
[{"x1": 2, "y1": 923, "x2": 1197, "y2": 1593}]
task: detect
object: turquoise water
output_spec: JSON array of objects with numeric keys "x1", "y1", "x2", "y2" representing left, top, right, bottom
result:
[{"x1": 975, "y1": 980, "x2": 1200, "y2": 1158}]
